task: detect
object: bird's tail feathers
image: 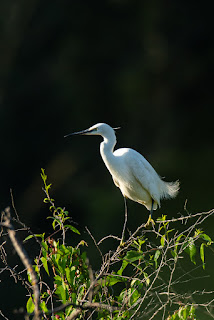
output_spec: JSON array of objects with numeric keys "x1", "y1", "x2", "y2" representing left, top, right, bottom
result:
[{"x1": 161, "y1": 180, "x2": 180, "y2": 199}]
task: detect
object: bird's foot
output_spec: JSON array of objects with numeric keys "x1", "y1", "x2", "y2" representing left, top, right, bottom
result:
[{"x1": 145, "y1": 215, "x2": 155, "y2": 228}]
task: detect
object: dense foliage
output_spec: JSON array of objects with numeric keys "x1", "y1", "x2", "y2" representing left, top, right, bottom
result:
[{"x1": 15, "y1": 170, "x2": 212, "y2": 319}]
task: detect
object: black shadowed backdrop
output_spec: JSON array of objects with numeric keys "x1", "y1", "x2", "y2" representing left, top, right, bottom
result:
[{"x1": 0, "y1": 0, "x2": 213, "y2": 319}]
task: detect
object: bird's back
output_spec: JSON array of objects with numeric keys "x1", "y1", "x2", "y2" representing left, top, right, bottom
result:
[{"x1": 112, "y1": 148, "x2": 179, "y2": 210}]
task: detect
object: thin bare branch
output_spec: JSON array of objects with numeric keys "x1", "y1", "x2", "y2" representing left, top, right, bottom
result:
[
  {"x1": 1, "y1": 207, "x2": 40, "y2": 320},
  {"x1": 85, "y1": 226, "x2": 104, "y2": 261}
]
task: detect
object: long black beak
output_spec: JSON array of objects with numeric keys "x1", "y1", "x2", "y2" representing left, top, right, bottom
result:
[{"x1": 64, "y1": 129, "x2": 90, "y2": 138}]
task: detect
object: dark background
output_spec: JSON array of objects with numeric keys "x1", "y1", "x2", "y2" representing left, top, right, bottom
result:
[{"x1": 0, "y1": 0, "x2": 213, "y2": 319}]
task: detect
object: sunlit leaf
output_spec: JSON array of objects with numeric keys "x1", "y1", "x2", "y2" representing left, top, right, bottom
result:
[
  {"x1": 188, "y1": 238, "x2": 197, "y2": 264},
  {"x1": 41, "y1": 257, "x2": 49, "y2": 275},
  {"x1": 200, "y1": 243, "x2": 205, "y2": 269},
  {"x1": 129, "y1": 288, "x2": 140, "y2": 306},
  {"x1": 46, "y1": 183, "x2": 52, "y2": 190},
  {"x1": 157, "y1": 215, "x2": 167, "y2": 221},
  {"x1": 40, "y1": 300, "x2": 49, "y2": 312},
  {"x1": 55, "y1": 285, "x2": 67, "y2": 303},
  {"x1": 65, "y1": 267, "x2": 75, "y2": 285},
  {"x1": 130, "y1": 279, "x2": 143, "y2": 288},
  {"x1": 189, "y1": 305, "x2": 196, "y2": 317},
  {"x1": 143, "y1": 272, "x2": 150, "y2": 285},
  {"x1": 54, "y1": 275, "x2": 63, "y2": 286},
  {"x1": 41, "y1": 240, "x2": 48, "y2": 251},
  {"x1": 117, "y1": 260, "x2": 128, "y2": 275},
  {"x1": 26, "y1": 297, "x2": 35, "y2": 314},
  {"x1": 24, "y1": 235, "x2": 34, "y2": 242},
  {"x1": 160, "y1": 235, "x2": 165, "y2": 247},
  {"x1": 199, "y1": 233, "x2": 212, "y2": 243},
  {"x1": 24, "y1": 233, "x2": 44, "y2": 242},
  {"x1": 64, "y1": 225, "x2": 80, "y2": 235}
]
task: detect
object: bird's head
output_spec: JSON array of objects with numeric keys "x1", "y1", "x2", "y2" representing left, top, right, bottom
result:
[{"x1": 64, "y1": 123, "x2": 120, "y2": 138}]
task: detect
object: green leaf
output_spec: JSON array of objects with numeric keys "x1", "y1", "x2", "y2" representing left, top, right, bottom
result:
[
  {"x1": 26, "y1": 297, "x2": 35, "y2": 314},
  {"x1": 189, "y1": 243, "x2": 197, "y2": 265},
  {"x1": 55, "y1": 284, "x2": 68, "y2": 304},
  {"x1": 160, "y1": 235, "x2": 165, "y2": 247},
  {"x1": 143, "y1": 272, "x2": 150, "y2": 285},
  {"x1": 178, "y1": 307, "x2": 184, "y2": 319},
  {"x1": 199, "y1": 233, "x2": 212, "y2": 243},
  {"x1": 174, "y1": 234, "x2": 185, "y2": 254},
  {"x1": 65, "y1": 305, "x2": 74, "y2": 317},
  {"x1": 119, "y1": 287, "x2": 140, "y2": 307},
  {"x1": 64, "y1": 225, "x2": 80, "y2": 235},
  {"x1": 41, "y1": 242, "x2": 48, "y2": 259},
  {"x1": 170, "y1": 250, "x2": 177, "y2": 259},
  {"x1": 41, "y1": 240, "x2": 48, "y2": 251},
  {"x1": 40, "y1": 300, "x2": 49, "y2": 313},
  {"x1": 41, "y1": 257, "x2": 49, "y2": 275},
  {"x1": 124, "y1": 250, "x2": 144, "y2": 263},
  {"x1": 61, "y1": 256, "x2": 68, "y2": 273},
  {"x1": 129, "y1": 288, "x2": 140, "y2": 306},
  {"x1": 46, "y1": 183, "x2": 52, "y2": 190},
  {"x1": 52, "y1": 219, "x2": 57, "y2": 230},
  {"x1": 106, "y1": 275, "x2": 125, "y2": 286},
  {"x1": 41, "y1": 168, "x2": 47, "y2": 182},
  {"x1": 182, "y1": 307, "x2": 187, "y2": 319},
  {"x1": 167, "y1": 305, "x2": 196, "y2": 320},
  {"x1": 154, "y1": 250, "x2": 161, "y2": 268},
  {"x1": 130, "y1": 279, "x2": 144, "y2": 290},
  {"x1": 117, "y1": 260, "x2": 128, "y2": 276},
  {"x1": 52, "y1": 253, "x2": 61, "y2": 270},
  {"x1": 189, "y1": 305, "x2": 196, "y2": 317},
  {"x1": 157, "y1": 215, "x2": 167, "y2": 222},
  {"x1": 24, "y1": 233, "x2": 45, "y2": 242},
  {"x1": 24, "y1": 235, "x2": 34, "y2": 242},
  {"x1": 33, "y1": 264, "x2": 40, "y2": 277},
  {"x1": 71, "y1": 292, "x2": 77, "y2": 304},
  {"x1": 54, "y1": 275, "x2": 63, "y2": 286},
  {"x1": 188, "y1": 238, "x2": 197, "y2": 264},
  {"x1": 200, "y1": 243, "x2": 205, "y2": 269},
  {"x1": 65, "y1": 267, "x2": 75, "y2": 285}
]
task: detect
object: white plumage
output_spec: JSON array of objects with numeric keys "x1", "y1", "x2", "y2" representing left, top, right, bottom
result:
[{"x1": 66, "y1": 123, "x2": 179, "y2": 220}]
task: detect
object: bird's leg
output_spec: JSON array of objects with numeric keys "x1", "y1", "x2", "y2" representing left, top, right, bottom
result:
[
  {"x1": 150, "y1": 198, "x2": 154, "y2": 217},
  {"x1": 145, "y1": 199, "x2": 155, "y2": 227},
  {"x1": 121, "y1": 196, "x2": 128, "y2": 245}
]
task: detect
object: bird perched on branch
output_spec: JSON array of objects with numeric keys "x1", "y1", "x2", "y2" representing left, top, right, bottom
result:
[{"x1": 65, "y1": 123, "x2": 179, "y2": 226}]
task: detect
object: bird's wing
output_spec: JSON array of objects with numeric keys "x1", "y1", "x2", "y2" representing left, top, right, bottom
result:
[
  {"x1": 112, "y1": 176, "x2": 120, "y2": 188},
  {"x1": 127, "y1": 149, "x2": 161, "y2": 203}
]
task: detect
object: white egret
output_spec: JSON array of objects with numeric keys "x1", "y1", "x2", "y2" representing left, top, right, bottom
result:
[{"x1": 65, "y1": 123, "x2": 179, "y2": 226}]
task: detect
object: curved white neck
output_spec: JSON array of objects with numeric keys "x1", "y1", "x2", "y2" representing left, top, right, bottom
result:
[{"x1": 100, "y1": 132, "x2": 117, "y2": 167}]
